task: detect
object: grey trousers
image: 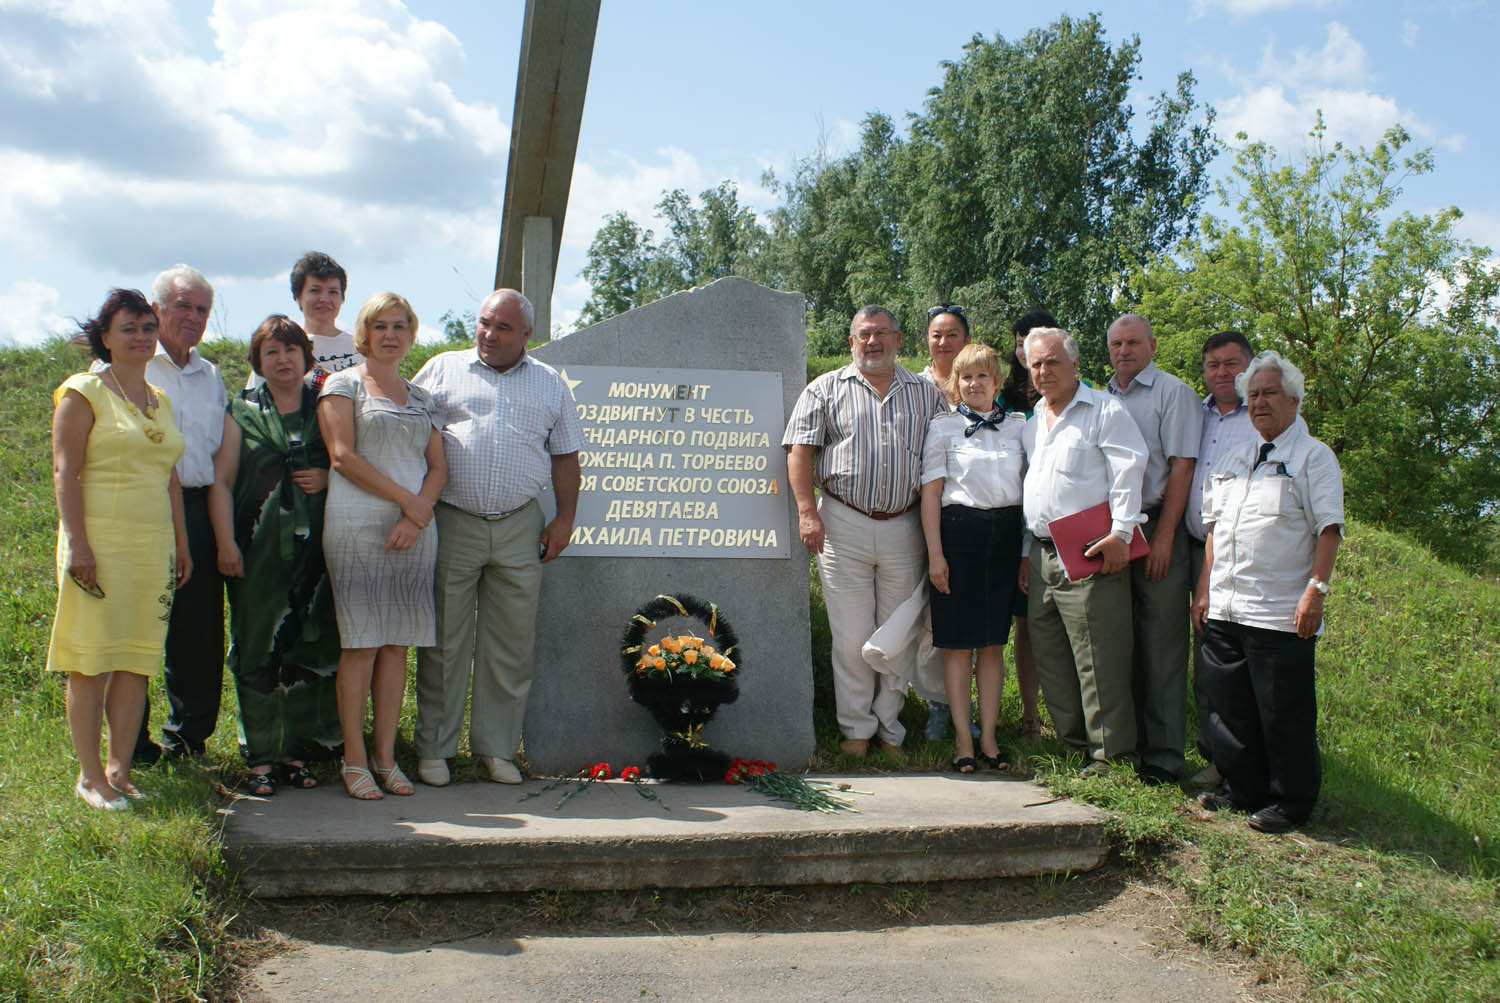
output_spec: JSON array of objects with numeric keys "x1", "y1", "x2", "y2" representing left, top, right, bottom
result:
[
  {"x1": 415, "y1": 500, "x2": 544, "y2": 761},
  {"x1": 1027, "y1": 543, "x2": 1136, "y2": 763},
  {"x1": 1128, "y1": 512, "x2": 1191, "y2": 774}
]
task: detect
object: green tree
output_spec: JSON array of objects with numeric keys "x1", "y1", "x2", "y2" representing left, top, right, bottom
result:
[
  {"x1": 901, "y1": 14, "x2": 1216, "y2": 373},
  {"x1": 576, "y1": 182, "x2": 772, "y2": 329},
  {"x1": 576, "y1": 212, "x2": 662, "y2": 328},
  {"x1": 767, "y1": 113, "x2": 915, "y2": 352},
  {"x1": 1135, "y1": 118, "x2": 1500, "y2": 565}
]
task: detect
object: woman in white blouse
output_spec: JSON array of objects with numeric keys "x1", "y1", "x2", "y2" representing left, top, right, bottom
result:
[{"x1": 919, "y1": 344, "x2": 1027, "y2": 774}]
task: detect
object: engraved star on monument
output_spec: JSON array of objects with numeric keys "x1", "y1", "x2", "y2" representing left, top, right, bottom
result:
[{"x1": 559, "y1": 368, "x2": 583, "y2": 396}]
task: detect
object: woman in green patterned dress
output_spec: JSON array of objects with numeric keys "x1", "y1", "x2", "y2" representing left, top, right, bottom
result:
[{"x1": 208, "y1": 316, "x2": 343, "y2": 795}]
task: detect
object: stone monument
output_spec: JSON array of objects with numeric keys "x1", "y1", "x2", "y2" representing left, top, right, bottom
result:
[{"x1": 524, "y1": 276, "x2": 813, "y2": 774}]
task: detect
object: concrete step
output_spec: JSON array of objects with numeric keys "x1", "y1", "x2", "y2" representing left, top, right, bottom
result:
[{"x1": 221, "y1": 773, "x2": 1109, "y2": 898}]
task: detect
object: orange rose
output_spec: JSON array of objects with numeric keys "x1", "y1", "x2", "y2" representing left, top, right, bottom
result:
[
  {"x1": 653, "y1": 656, "x2": 666, "y2": 670},
  {"x1": 683, "y1": 649, "x2": 698, "y2": 664}
]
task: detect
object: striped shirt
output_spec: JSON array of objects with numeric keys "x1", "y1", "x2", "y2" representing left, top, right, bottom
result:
[
  {"x1": 782, "y1": 363, "x2": 945, "y2": 514},
  {"x1": 412, "y1": 348, "x2": 583, "y2": 516},
  {"x1": 1106, "y1": 361, "x2": 1201, "y2": 508}
]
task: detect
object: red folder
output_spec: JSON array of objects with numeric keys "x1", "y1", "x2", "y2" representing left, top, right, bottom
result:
[{"x1": 1046, "y1": 502, "x2": 1149, "y2": 580}]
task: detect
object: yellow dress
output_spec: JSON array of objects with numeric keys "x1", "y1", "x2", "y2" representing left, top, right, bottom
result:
[{"x1": 46, "y1": 373, "x2": 186, "y2": 677}]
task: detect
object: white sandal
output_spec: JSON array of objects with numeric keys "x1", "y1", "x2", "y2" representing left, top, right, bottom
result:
[
  {"x1": 340, "y1": 765, "x2": 383, "y2": 800},
  {"x1": 372, "y1": 762, "x2": 414, "y2": 796},
  {"x1": 75, "y1": 778, "x2": 129, "y2": 811}
]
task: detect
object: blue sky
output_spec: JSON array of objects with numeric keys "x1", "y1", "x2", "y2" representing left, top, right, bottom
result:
[{"x1": 1, "y1": 0, "x2": 1495, "y2": 346}]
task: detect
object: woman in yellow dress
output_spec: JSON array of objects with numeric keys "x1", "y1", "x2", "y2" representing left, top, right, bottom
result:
[{"x1": 49, "y1": 289, "x2": 191, "y2": 810}]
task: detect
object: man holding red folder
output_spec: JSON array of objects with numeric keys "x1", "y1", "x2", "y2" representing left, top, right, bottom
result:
[{"x1": 1019, "y1": 327, "x2": 1147, "y2": 773}]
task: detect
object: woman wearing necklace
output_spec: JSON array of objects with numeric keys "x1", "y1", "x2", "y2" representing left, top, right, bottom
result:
[
  {"x1": 48, "y1": 289, "x2": 191, "y2": 810},
  {"x1": 318, "y1": 292, "x2": 446, "y2": 800},
  {"x1": 209, "y1": 316, "x2": 343, "y2": 796}
]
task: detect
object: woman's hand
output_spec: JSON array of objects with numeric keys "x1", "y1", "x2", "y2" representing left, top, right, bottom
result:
[
  {"x1": 400, "y1": 492, "x2": 434, "y2": 529},
  {"x1": 175, "y1": 549, "x2": 193, "y2": 589},
  {"x1": 386, "y1": 516, "x2": 422, "y2": 551},
  {"x1": 67, "y1": 540, "x2": 98, "y2": 590},
  {"x1": 291, "y1": 468, "x2": 328, "y2": 494},
  {"x1": 928, "y1": 554, "x2": 950, "y2": 594},
  {"x1": 1191, "y1": 585, "x2": 1209, "y2": 632},
  {"x1": 1017, "y1": 559, "x2": 1029, "y2": 596},
  {"x1": 217, "y1": 543, "x2": 244, "y2": 578}
]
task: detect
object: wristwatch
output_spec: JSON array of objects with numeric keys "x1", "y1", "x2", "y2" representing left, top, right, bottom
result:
[{"x1": 1307, "y1": 577, "x2": 1330, "y2": 595}]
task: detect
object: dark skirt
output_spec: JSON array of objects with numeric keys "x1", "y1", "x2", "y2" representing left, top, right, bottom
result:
[{"x1": 930, "y1": 504, "x2": 1023, "y2": 649}]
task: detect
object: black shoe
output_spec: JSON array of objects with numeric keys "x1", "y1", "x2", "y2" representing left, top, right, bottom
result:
[
  {"x1": 1247, "y1": 804, "x2": 1299, "y2": 834},
  {"x1": 1195, "y1": 789, "x2": 1235, "y2": 811},
  {"x1": 132, "y1": 741, "x2": 163, "y2": 767},
  {"x1": 1137, "y1": 764, "x2": 1178, "y2": 787}
]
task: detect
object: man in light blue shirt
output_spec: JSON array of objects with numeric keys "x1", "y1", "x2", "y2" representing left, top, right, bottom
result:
[{"x1": 1184, "y1": 331, "x2": 1259, "y2": 789}]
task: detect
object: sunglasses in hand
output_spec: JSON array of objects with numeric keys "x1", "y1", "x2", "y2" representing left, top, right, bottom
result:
[{"x1": 70, "y1": 572, "x2": 105, "y2": 599}]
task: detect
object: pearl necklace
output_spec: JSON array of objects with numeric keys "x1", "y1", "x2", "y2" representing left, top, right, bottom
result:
[{"x1": 107, "y1": 368, "x2": 165, "y2": 444}]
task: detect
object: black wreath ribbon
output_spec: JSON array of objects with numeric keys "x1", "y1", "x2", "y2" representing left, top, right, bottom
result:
[{"x1": 619, "y1": 593, "x2": 742, "y2": 780}]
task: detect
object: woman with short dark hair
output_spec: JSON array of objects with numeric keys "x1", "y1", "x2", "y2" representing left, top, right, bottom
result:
[
  {"x1": 49, "y1": 289, "x2": 190, "y2": 809},
  {"x1": 209, "y1": 315, "x2": 343, "y2": 795}
]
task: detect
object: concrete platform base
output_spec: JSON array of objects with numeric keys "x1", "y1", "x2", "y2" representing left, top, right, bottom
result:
[{"x1": 221, "y1": 773, "x2": 1108, "y2": 898}]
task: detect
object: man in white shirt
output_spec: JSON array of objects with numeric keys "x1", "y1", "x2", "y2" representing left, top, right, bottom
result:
[
  {"x1": 136, "y1": 265, "x2": 227, "y2": 760},
  {"x1": 1105, "y1": 314, "x2": 1202, "y2": 786},
  {"x1": 1183, "y1": 331, "x2": 1259, "y2": 789},
  {"x1": 1019, "y1": 327, "x2": 1147, "y2": 773},
  {"x1": 1193, "y1": 351, "x2": 1343, "y2": 833},
  {"x1": 410, "y1": 289, "x2": 582, "y2": 786}
]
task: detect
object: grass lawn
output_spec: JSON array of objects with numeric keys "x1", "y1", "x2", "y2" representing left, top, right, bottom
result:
[{"x1": 2, "y1": 340, "x2": 1497, "y2": 1000}]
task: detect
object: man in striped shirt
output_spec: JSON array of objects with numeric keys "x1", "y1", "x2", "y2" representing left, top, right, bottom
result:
[{"x1": 784, "y1": 306, "x2": 946, "y2": 758}]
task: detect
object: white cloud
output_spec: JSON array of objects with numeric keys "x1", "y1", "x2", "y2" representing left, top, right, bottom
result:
[
  {"x1": 0, "y1": 279, "x2": 68, "y2": 346},
  {"x1": 1218, "y1": 22, "x2": 1464, "y2": 154},
  {"x1": 0, "y1": 0, "x2": 508, "y2": 282},
  {"x1": 1401, "y1": 20, "x2": 1420, "y2": 46},
  {"x1": 1455, "y1": 208, "x2": 1500, "y2": 255},
  {"x1": 1250, "y1": 21, "x2": 1369, "y2": 88}
]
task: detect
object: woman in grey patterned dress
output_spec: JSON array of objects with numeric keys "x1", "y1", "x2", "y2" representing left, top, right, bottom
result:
[{"x1": 318, "y1": 292, "x2": 446, "y2": 800}]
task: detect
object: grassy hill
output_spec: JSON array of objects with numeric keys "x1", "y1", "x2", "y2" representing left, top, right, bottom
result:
[{"x1": 1, "y1": 340, "x2": 1497, "y2": 1000}]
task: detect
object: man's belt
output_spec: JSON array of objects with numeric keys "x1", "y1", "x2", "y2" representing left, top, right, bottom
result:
[
  {"x1": 821, "y1": 488, "x2": 915, "y2": 521},
  {"x1": 441, "y1": 499, "x2": 528, "y2": 521}
]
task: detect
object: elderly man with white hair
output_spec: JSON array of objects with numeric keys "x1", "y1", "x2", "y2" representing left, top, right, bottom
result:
[
  {"x1": 1019, "y1": 326, "x2": 1147, "y2": 774},
  {"x1": 1192, "y1": 350, "x2": 1344, "y2": 834}
]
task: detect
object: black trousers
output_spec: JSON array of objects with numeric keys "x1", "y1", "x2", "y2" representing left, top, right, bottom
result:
[
  {"x1": 135, "y1": 488, "x2": 224, "y2": 756},
  {"x1": 1200, "y1": 618, "x2": 1321, "y2": 821}
]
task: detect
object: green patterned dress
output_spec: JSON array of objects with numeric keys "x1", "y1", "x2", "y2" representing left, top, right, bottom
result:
[{"x1": 225, "y1": 384, "x2": 343, "y2": 766}]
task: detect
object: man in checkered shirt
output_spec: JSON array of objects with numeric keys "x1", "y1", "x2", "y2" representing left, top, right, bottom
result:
[{"x1": 410, "y1": 289, "x2": 582, "y2": 787}]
